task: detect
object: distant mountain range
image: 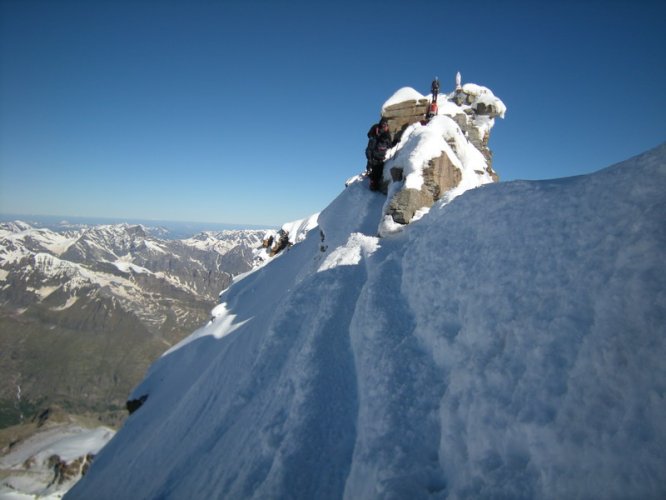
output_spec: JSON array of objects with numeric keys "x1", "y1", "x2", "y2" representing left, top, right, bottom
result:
[
  {"x1": 0, "y1": 214, "x2": 273, "y2": 240},
  {"x1": 0, "y1": 221, "x2": 266, "y2": 427}
]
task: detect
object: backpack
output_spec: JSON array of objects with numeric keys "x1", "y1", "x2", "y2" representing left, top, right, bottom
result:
[
  {"x1": 365, "y1": 136, "x2": 377, "y2": 160},
  {"x1": 372, "y1": 141, "x2": 388, "y2": 161}
]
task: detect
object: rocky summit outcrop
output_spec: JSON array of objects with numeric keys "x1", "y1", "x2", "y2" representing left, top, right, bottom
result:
[
  {"x1": 449, "y1": 84, "x2": 506, "y2": 175},
  {"x1": 380, "y1": 87, "x2": 431, "y2": 140},
  {"x1": 376, "y1": 77, "x2": 506, "y2": 234}
]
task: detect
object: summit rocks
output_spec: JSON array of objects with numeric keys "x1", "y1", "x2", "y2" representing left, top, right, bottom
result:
[{"x1": 376, "y1": 80, "x2": 506, "y2": 233}]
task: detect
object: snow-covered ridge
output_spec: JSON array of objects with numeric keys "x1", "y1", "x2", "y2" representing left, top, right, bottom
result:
[
  {"x1": 249, "y1": 213, "x2": 320, "y2": 265},
  {"x1": 0, "y1": 224, "x2": 79, "y2": 262},
  {"x1": 67, "y1": 135, "x2": 666, "y2": 498}
]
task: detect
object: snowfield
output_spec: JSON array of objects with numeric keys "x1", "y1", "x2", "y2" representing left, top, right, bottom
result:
[{"x1": 66, "y1": 143, "x2": 666, "y2": 499}]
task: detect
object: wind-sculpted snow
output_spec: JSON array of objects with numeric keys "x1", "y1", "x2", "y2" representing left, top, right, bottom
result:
[{"x1": 67, "y1": 144, "x2": 666, "y2": 499}]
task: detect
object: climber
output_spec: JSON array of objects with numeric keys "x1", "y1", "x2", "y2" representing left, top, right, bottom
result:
[
  {"x1": 365, "y1": 117, "x2": 393, "y2": 191},
  {"x1": 431, "y1": 76, "x2": 440, "y2": 103}
]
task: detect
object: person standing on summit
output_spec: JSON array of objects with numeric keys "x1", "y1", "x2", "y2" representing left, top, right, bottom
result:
[{"x1": 431, "y1": 76, "x2": 440, "y2": 102}]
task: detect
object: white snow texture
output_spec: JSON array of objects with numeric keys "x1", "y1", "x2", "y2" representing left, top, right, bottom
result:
[{"x1": 67, "y1": 144, "x2": 666, "y2": 499}]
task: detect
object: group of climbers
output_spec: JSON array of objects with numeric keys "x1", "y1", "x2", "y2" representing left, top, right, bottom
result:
[{"x1": 364, "y1": 76, "x2": 443, "y2": 191}]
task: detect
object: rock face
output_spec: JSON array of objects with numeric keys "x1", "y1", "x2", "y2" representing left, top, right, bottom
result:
[
  {"x1": 376, "y1": 80, "x2": 506, "y2": 232},
  {"x1": 381, "y1": 87, "x2": 430, "y2": 140},
  {"x1": 450, "y1": 85, "x2": 505, "y2": 178},
  {"x1": 386, "y1": 152, "x2": 462, "y2": 224}
]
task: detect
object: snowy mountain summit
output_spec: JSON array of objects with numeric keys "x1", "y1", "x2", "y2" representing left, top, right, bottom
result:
[
  {"x1": 266, "y1": 78, "x2": 506, "y2": 251},
  {"x1": 374, "y1": 79, "x2": 505, "y2": 236},
  {"x1": 67, "y1": 104, "x2": 665, "y2": 499}
]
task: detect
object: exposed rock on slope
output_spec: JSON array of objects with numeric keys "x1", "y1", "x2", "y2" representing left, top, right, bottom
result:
[
  {"x1": 381, "y1": 87, "x2": 430, "y2": 139},
  {"x1": 386, "y1": 150, "x2": 462, "y2": 224}
]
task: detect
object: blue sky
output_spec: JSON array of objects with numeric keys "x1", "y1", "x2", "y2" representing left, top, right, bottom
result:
[{"x1": 1, "y1": 0, "x2": 664, "y2": 227}]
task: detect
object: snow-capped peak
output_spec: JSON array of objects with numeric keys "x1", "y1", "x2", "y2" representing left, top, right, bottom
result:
[{"x1": 362, "y1": 79, "x2": 507, "y2": 235}]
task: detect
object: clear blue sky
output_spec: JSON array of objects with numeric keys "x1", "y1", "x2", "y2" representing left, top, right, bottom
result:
[{"x1": 1, "y1": 0, "x2": 664, "y2": 227}]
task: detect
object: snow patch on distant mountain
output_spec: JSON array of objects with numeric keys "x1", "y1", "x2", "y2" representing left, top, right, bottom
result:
[{"x1": 182, "y1": 230, "x2": 266, "y2": 253}]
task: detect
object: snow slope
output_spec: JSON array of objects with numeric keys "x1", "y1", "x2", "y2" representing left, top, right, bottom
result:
[{"x1": 67, "y1": 143, "x2": 666, "y2": 499}]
